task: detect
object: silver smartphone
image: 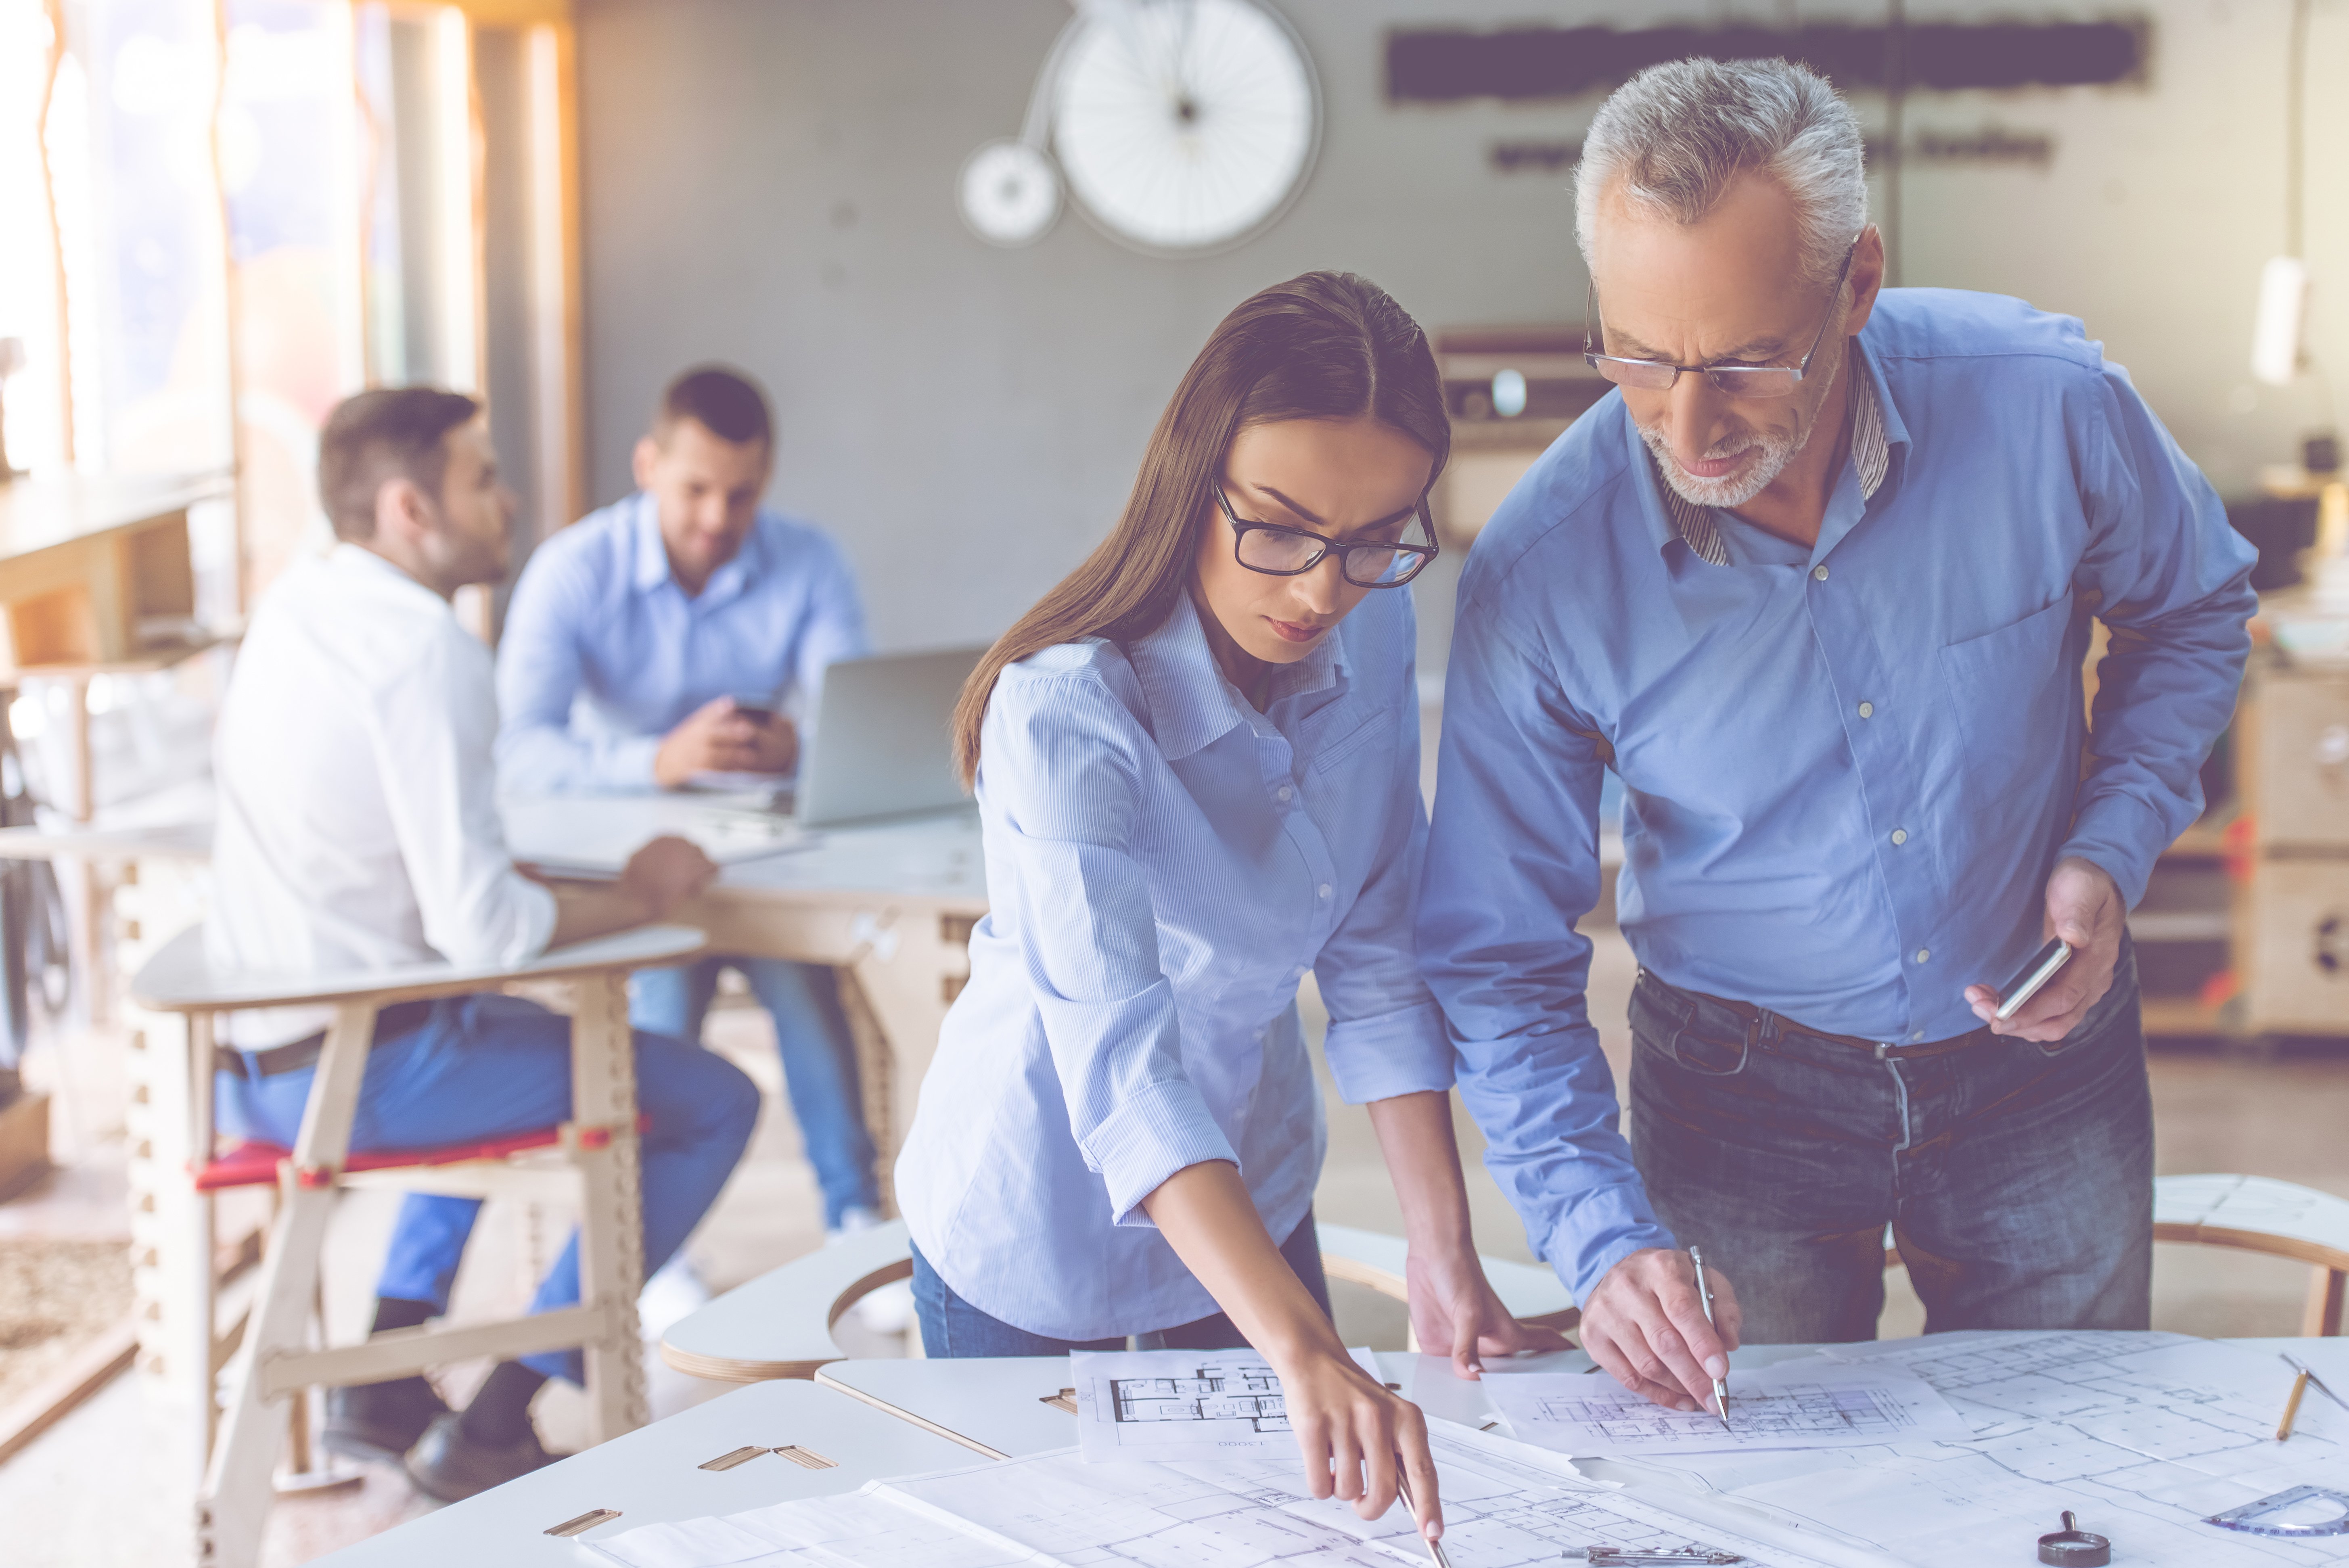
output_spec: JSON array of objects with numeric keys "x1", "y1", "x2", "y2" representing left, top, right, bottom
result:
[{"x1": 1993, "y1": 937, "x2": 2073, "y2": 1020}]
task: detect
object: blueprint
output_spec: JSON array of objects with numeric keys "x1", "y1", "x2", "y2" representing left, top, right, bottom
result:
[
  {"x1": 1483, "y1": 1355, "x2": 1972, "y2": 1456},
  {"x1": 1070, "y1": 1346, "x2": 1382, "y2": 1461},
  {"x1": 1621, "y1": 1332, "x2": 2349, "y2": 1567},
  {"x1": 581, "y1": 1425, "x2": 1843, "y2": 1568}
]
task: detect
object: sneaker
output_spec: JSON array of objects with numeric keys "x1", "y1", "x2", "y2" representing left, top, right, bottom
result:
[
  {"x1": 637, "y1": 1253, "x2": 713, "y2": 1340},
  {"x1": 403, "y1": 1411, "x2": 560, "y2": 1503},
  {"x1": 826, "y1": 1204, "x2": 884, "y2": 1244},
  {"x1": 322, "y1": 1377, "x2": 450, "y2": 1467}
]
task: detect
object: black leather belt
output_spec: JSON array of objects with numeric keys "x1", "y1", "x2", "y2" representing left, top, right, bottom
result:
[
  {"x1": 1647, "y1": 970, "x2": 1988, "y2": 1061},
  {"x1": 215, "y1": 1000, "x2": 438, "y2": 1079}
]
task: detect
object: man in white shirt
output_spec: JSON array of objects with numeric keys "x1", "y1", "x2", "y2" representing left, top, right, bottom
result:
[{"x1": 210, "y1": 387, "x2": 759, "y2": 1499}]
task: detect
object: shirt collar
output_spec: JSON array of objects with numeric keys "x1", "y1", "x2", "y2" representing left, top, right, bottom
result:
[
  {"x1": 1644, "y1": 334, "x2": 1898, "y2": 567},
  {"x1": 329, "y1": 541, "x2": 450, "y2": 606},
  {"x1": 627, "y1": 492, "x2": 764, "y2": 600},
  {"x1": 1126, "y1": 593, "x2": 1345, "y2": 763},
  {"x1": 628, "y1": 493, "x2": 673, "y2": 592}
]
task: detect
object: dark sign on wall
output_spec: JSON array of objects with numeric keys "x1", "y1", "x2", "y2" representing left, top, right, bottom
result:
[{"x1": 1387, "y1": 20, "x2": 2150, "y2": 103}]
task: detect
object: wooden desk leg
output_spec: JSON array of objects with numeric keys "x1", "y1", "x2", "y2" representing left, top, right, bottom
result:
[
  {"x1": 842, "y1": 911, "x2": 971, "y2": 1219},
  {"x1": 568, "y1": 972, "x2": 647, "y2": 1443}
]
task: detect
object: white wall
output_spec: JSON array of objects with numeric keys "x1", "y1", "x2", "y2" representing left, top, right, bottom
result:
[{"x1": 575, "y1": 0, "x2": 2349, "y2": 653}]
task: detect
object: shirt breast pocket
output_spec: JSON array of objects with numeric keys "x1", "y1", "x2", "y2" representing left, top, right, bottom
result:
[{"x1": 1937, "y1": 594, "x2": 2078, "y2": 783}]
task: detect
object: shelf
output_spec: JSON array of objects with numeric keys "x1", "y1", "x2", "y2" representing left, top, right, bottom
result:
[
  {"x1": 2140, "y1": 997, "x2": 2230, "y2": 1037},
  {"x1": 2127, "y1": 910, "x2": 2232, "y2": 943}
]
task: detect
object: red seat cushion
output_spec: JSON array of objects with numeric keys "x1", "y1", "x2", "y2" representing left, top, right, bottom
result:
[{"x1": 192, "y1": 1115, "x2": 651, "y2": 1192}]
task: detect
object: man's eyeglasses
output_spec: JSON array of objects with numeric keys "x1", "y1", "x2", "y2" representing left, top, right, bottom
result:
[
  {"x1": 1213, "y1": 486, "x2": 1438, "y2": 589},
  {"x1": 1582, "y1": 239, "x2": 1858, "y2": 400}
]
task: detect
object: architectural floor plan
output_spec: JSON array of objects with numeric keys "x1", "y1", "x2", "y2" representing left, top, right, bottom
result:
[
  {"x1": 1071, "y1": 1346, "x2": 1381, "y2": 1461},
  {"x1": 1629, "y1": 1333, "x2": 2349, "y2": 1567},
  {"x1": 585, "y1": 1426, "x2": 1839, "y2": 1568},
  {"x1": 1484, "y1": 1356, "x2": 1972, "y2": 1456}
]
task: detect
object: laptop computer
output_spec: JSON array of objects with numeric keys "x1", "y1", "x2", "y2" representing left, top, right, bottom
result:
[{"x1": 795, "y1": 644, "x2": 987, "y2": 828}]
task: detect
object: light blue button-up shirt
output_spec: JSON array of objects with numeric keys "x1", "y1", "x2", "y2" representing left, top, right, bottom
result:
[
  {"x1": 1420, "y1": 289, "x2": 2257, "y2": 1304},
  {"x1": 897, "y1": 589, "x2": 1453, "y2": 1340},
  {"x1": 495, "y1": 492, "x2": 868, "y2": 793}
]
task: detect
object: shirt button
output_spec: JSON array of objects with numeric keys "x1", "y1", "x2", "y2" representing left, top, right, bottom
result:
[
  {"x1": 1276, "y1": 785, "x2": 1294, "y2": 803},
  {"x1": 1857, "y1": 701, "x2": 1874, "y2": 719},
  {"x1": 1812, "y1": 564, "x2": 1830, "y2": 581},
  {"x1": 1912, "y1": 1030, "x2": 1926, "y2": 1041},
  {"x1": 1890, "y1": 828, "x2": 1908, "y2": 846},
  {"x1": 1915, "y1": 948, "x2": 1931, "y2": 963},
  {"x1": 1317, "y1": 884, "x2": 1332, "y2": 899}
]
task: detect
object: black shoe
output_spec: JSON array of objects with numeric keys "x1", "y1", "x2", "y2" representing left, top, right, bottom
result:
[
  {"x1": 322, "y1": 1377, "x2": 451, "y2": 1466},
  {"x1": 404, "y1": 1411, "x2": 560, "y2": 1502}
]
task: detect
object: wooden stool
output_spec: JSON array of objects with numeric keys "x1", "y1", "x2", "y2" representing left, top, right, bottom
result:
[
  {"x1": 658, "y1": 1220, "x2": 1579, "y2": 1384},
  {"x1": 2153, "y1": 1173, "x2": 2349, "y2": 1335},
  {"x1": 131, "y1": 923, "x2": 705, "y2": 1568}
]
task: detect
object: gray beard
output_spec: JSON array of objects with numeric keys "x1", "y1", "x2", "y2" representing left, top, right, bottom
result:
[{"x1": 1636, "y1": 347, "x2": 1841, "y2": 511}]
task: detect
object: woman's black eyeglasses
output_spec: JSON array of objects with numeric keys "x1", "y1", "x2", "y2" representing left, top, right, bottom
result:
[{"x1": 1213, "y1": 487, "x2": 1439, "y2": 588}]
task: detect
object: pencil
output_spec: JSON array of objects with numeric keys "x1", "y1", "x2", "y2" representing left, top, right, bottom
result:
[
  {"x1": 2282, "y1": 1353, "x2": 2348, "y2": 1415},
  {"x1": 2278, "y1": 1369, "x2": 2311, "y2": 1441},
  {"x1": 1395, "y1": 1470, "x2": 1452, "y2": 1568},
  {"x1": 1689, "y1": 1246, "x2": 1731, "y2": 1429}
]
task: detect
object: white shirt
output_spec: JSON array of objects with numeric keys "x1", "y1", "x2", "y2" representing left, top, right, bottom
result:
[
  {"x1": 895, "y1": 590, "x2": 1451, "y2": 1341},
  {"x1": 210, "y1": 545, "x2": 557, "y2": 1047}
]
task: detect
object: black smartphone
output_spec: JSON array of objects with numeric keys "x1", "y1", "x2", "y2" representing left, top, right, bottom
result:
[
  {"x1": 729, "y1": 694, "x2": 778, "y2": 723},
  {"x1": 1993, "y1": 937, "x2": 2073, "y2": 1021}
]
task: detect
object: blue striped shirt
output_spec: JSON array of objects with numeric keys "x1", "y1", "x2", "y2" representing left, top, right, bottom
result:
[
  {"x1": 1420, "y1": 289, "x2": 2257, "y2": 1303},
  {"x1": 897, "y1": 588, "x2": 1452, "y2": 1340}
]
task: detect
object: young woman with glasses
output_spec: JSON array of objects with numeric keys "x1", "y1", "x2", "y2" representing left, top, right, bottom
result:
[{"x1": 897, "y1": 272, "x2": 1565, "y2": 1544}]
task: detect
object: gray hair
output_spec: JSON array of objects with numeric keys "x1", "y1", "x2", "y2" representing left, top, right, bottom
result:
[{"x1": 1575, "y1": 57, "x2": 1866, "y2": 286}]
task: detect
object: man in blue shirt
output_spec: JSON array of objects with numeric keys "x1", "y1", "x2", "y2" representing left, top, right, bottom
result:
[
  {"x1": 1420, "y1": 59, "x2": 2255, "y2": 1414},
  {"x1": 498, "y1": 366, "x2": 879, "y2": 1237}
]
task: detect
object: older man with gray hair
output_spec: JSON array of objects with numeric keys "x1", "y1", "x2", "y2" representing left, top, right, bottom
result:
[{"x1": 1418, "y1": 57, "x2": 2254, "y2": 1412}]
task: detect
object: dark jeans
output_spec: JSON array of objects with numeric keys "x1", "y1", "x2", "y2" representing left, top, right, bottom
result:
[
  {"x1": 911, "y1": 1213, "x2": 1334, "y2": 1357},
  {"x1": 1628, "y1": 941, "x2": 2152, "y2": 1343}
]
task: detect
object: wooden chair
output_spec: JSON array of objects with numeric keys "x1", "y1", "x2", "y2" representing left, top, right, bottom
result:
[
  {"x1": 130, "y1": 922, "x2": 706, "y2": 1568},
  {"x1": 1881, "y1": 1173, "x2": 2349, "y2": 1336},
  {"x1": 2152, "y1": 1173, "x2": 2349, "y2": 1335},
  {"x1": 658, "y1": 1219, "x2": 1579, "y2": 1383}
]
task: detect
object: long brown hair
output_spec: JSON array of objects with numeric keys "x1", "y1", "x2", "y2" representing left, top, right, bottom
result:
[{"x1": 952, "y1": 271, "x2": 1450, "y2": 786}]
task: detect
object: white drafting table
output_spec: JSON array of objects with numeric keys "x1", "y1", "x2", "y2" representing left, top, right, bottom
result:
[
  {"x1": 309, "y1": 1379, "x2": 977, "y2": 1566},
  {"x1": 818, "y1": 1337, "x2": 2349, "y2": 1461}
]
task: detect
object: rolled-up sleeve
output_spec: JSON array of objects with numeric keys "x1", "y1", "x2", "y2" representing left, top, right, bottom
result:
[
  {"x1": 1418, "y1": 579, "x2": 1675, "y2": 1304},
  {"x1": 983, "y1": 670, "x2": 1234, "y2": 1227},
  {"x1": 2061, "y1": 363, "x2": 2257, "y2": 907},
  {"x1": 1314, "y1": 673, "x2": 1452, "y2": 1105}
]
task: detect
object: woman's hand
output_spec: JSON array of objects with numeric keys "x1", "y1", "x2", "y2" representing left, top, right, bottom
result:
[
  {"x1": 1138, "y1": 1162, "x2": 1443, "y2": 1542},
  {"x1": 1270, "y1": 1341, "x2": 1443, "y2": 1539},
  {"x1": 1406, "y1": 1244, "x2": 1575, "y2": 1379}
]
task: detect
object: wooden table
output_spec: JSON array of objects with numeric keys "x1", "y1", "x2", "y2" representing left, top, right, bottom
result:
[
  {"x1": 0, "y1": 471, "x2": 225, "y2": 680},
  {"x1": 308, "y1": 1378, "x2": 977, "y2": 1566},
  {"x1": 0, "y1": 803, "x2": 987, "y2": 1384}
]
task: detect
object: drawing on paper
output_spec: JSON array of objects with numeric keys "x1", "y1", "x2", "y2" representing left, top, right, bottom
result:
[
  {"x1": 1111, "y1": 1364, "x2": 1288, "y2": 1432},
  {"x1": 1531, "y1": 1382, "x2": 1913, "y2": 1443}
]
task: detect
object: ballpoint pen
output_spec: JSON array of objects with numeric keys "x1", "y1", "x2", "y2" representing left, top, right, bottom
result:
[{"x1": 1688, "y1": 1246, "x2": 1731, "y2": 1429}]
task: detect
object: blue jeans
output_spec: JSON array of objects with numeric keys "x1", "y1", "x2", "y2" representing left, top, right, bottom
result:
[
  {"x1": 630, "y1": 955, "x2": 878, "y2": 1227},
  {"x1": 1628, "y1": 939, "x2": 2152, "y2": 1343},
  {"x1": 214, "y1": 993, "x2": 758, "y2": 1383},
  {"x1": 912, "y1": 1213, "x2": 1334, "y2": 1356}
]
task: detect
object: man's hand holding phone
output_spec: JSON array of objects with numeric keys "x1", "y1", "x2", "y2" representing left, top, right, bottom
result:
[
  {"x1": 653, "y1": 695, "x2": 798, "y2": 786},
  {"x1": 1964, "y1": 855, "x2": 2123, "y2": 1042}
]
